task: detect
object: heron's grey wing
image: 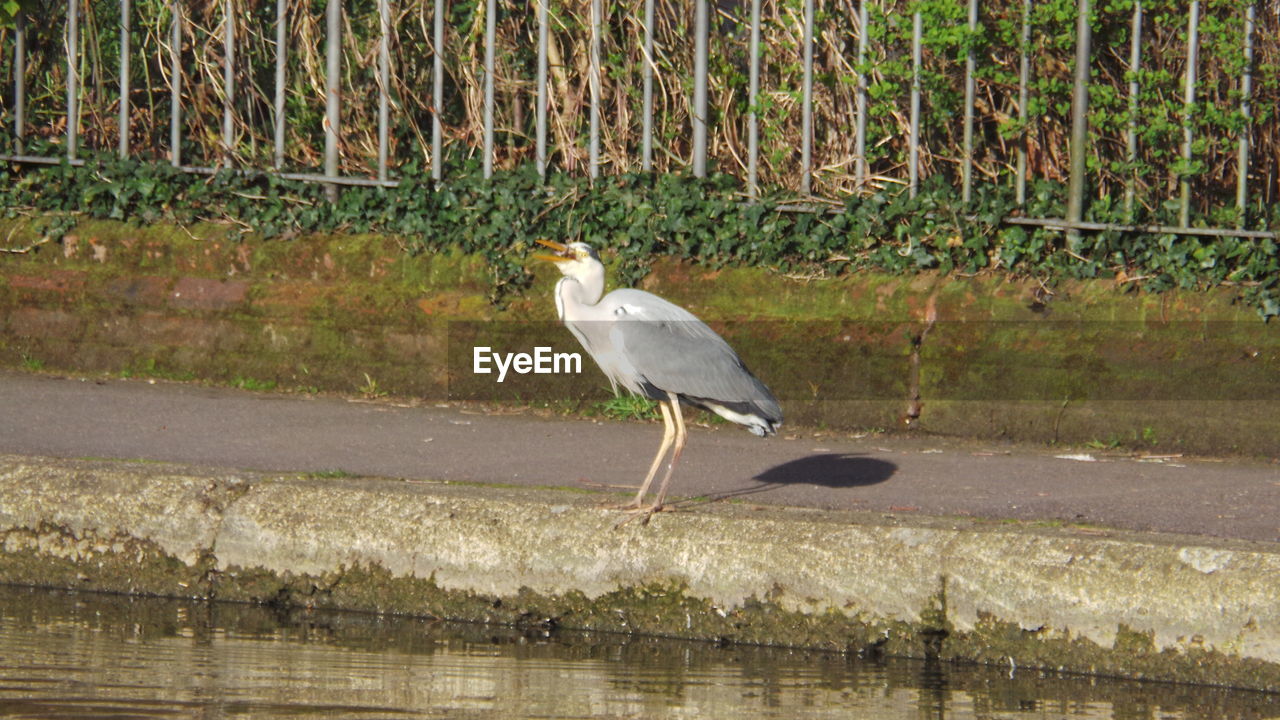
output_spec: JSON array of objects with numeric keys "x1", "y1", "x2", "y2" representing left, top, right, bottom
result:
[{"x1": 604, "y1": 290, "x2": 780, "y2": 418}]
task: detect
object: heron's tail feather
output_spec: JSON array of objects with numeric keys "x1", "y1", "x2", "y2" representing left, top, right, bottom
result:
[{"x1": 688, "y1": 396, "x2": 782, "y2": 437}]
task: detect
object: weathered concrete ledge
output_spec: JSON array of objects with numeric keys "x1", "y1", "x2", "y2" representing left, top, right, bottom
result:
[{"x1": 1, "y1": 453, "x2": 1278, "y2": 691}]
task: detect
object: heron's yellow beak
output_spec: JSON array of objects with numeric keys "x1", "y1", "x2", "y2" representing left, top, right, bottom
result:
[{"x1": 534, "y1": 238, "x2": 570, "y2": 263}]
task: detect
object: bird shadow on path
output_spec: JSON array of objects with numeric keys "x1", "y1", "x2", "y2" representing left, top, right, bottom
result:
[{"x1": 687, "y1": 453, "x2": 897, "y2": 506}]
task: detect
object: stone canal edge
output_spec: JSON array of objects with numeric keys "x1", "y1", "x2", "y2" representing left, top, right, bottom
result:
[{"x1": 1, "y1": 454, "x2": 1277, "y2": 692}]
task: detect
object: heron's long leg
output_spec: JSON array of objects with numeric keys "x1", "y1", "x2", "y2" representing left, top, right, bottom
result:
[
  {"x1": 648, "y1": 393, "x2": 688, "y2": 512},
  {"x1": 629, "y1": 398, "x2": 676, "y2": 508}
]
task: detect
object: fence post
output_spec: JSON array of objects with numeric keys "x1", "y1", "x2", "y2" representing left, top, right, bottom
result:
[
  {"x1": 274, "y1": 0, "x2": 287, "y2": 169},
  {"x1": 169, "y1": 1, "x2": 181, "y2": 167},
  {"x1": 589, "y1": 0, "x2": 601, "y2": 179},
  {"x1": 223, "y1": 0, "x2": 236, "y2": 169},
  {"x1": 854, "y1": 0, "x2": 868, "y2": 189},
  {"x1": 692, "y1": 0, "x2": 708, "y2": 177},
  {"x1": 642, "y1": 0, "x2": 655, "y2": 172},
  {"x1": 324, "y1": 0, "x2": 342, "y2": 199},
  {"x1": 483, "y1": 0, "x2": 495, "y2": 179},
  {"x1": 119, "y1": 0, "x2": 131, "y2": 158},
  {"x1": 961, "y1": 0, "x2": 977, "y2": 204},
  {"x1": 432, "y1": 0, "x2": 443, "y2": 181},
  {"x1": 1016, "y1": 0, "x2": 1032, "y2": 205},
  {"x1": 747, "y1": 0, "x2": 760, "y2": 195},
  {"x1": 1179, "y1": 0, "x2": 1200, "y2": 229},
  {"x1": 1125, "y1": 0, "x2": 1142, "y2": 219},
  {"x1": 1236, "y1": 3, "x2": 1256, "y2": 226},
  {"x1": 377, "y1": 0, "x2": 391, "y2": 183},
  {"x1": 1066, "y1": 0, "x2": 1092, "y2": 249},
  {"x1": 13, "y1": 8, "x2": 25, "y2": 153},
  {"x1": 537, "y1": 0, "x2": 548, "y2": 176},
  {"x1": 800, "y1": 0, "x2": 814, "y2": 196},
  {"x1": 66, "y1": 0, "x2": 79, "y2": 161},
  {"x1": 908, "y1": 9, "x2": 921, "y2": 198}
]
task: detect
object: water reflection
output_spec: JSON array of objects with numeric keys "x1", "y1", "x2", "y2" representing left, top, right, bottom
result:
[{"x1": 0, "y1": 586, "x2": 1275, "y2": 719}]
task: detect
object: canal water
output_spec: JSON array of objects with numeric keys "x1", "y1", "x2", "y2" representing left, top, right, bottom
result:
[{"x1": 0, "y1": 586, "x2": 1276, "y2": 719}]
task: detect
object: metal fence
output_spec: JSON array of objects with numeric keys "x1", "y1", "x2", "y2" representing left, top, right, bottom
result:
[{"x1": 1, "y1": 0, "x2": 1276, "y2": 240}]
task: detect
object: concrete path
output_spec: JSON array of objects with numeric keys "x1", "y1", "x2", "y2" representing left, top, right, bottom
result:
[{"x1": 2, "y1": 370, "x2": 1277, "y2": 542}]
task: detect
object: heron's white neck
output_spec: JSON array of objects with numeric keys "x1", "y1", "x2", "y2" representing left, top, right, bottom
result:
[{"x1": 553, "y1": 261, "x2": 606, "y2": 321}]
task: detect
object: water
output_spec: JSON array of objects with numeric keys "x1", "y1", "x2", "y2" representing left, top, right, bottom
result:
[{"x1": 0, "y1": 586, "x2": 1276, "y2": 719}]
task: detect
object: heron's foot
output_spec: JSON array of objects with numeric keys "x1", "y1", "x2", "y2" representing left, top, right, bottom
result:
[{"x1": 611, "y1": 502, "x2": 672, "y2": 527}]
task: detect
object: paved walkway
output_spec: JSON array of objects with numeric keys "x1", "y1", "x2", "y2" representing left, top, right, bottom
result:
[{"x1": 2, "y1": 370, "x2": 1277, "y2": 542}]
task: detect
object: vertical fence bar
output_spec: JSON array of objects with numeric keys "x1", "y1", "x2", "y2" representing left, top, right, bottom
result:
[
  {"x1": 432, "y1": 0, "x2": 443, "y2": 181},
  {"x1": 642, "y1": 0, "x2": 654, "y2": 172},
  {"x1": 854, "y1": 0, "x2": 868, "y2": 189},
  {"x1": 1124, "y1": 0, "x2": 1141, "y2": 218},
  {"x1": 1236, "y1": 3, "x2": 1255, "y2": 225},
  {"x1": 378, "y1": 0, "x2": 391, "y2": 182},
  {"x1": 1066, "y1": 0, "x2": 1091, "y2": 247},
  {"x1": 589, "y1": 0, "x2": 601, "y2": 179},
  {"x1": 222, "y1": 0, "x2": 235, "y2": 168},
  {"x1": 483, "y1": 0, "x2": 495, "y2": 178},
  {"x1": 118, "y1": 0, "x2": 131, "y2": 158},
  {"x1": 536, "y1": 0, "x2": 548, "y2": 176},
  {"x1": 1179, "y1": 0, "x2": 1200, "y2": 228},
  {"x1": 13, "y1": 8, "x2": 25, "y2": 152},
  {"x1": 747, "y1": 0, "x2": 760, "y2": 196},
  {"x1": 169, "y1": 1, "x2": 181, "y2": 167},
  {"x1": 961, "y1": 0, "x2": 976, "y2": 203},
  {"x1": 324, "y1": 0, "x2": 341, "y2": 197},
  {"x1": 274, "y1": 0, "x2": 287, "y2": 169},
  {"x1": 66, "y1": 0, "x2": 79, "y2": 160},
  {"x1": 1015, "y1": 0, "x2": 1031, "y2": 205},
  {"x1": 908, "y1": 9, "x2": 921, "y2": 198},
  {"x1": 692, "y1": 0, "x2": 708, "y2": 177},
  {"x1": 800, "y1": 0, "x2": 814, "y2": 195},
  {"x1": 482, "y1": 0, "x2": 495, "y2": 178}
]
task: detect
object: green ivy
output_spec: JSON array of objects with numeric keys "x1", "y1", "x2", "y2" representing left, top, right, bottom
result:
[
  {"x1": 1, "y1": 152, "x2": 1276, "y2": 318},
  {"x1": 0, "y1": 0, "x2": 18, "y2": 29}
]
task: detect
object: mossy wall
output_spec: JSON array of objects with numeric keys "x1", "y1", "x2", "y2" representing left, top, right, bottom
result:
[{"x1": 2, "y1": 219, "x2": 1277, "y2": 456}]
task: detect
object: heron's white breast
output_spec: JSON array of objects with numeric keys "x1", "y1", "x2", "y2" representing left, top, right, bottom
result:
[{"x1": 553, "y1": 277, "x2": 568, "y2": 321}]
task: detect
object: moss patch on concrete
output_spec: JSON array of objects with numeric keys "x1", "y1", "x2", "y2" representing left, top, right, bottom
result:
[
  {"x1": 946, "y1": 614, "x2": 1280, "y2": 693},
  {"x1": 213, "y1": 562, "x2": 912, "y2": 656},
  {"x1": 0, "y1": 523, "x2": 215, "y2": 597}
]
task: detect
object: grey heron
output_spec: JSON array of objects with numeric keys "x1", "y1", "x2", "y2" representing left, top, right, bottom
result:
[{"x1": 535, "y1": 239, "x2": 782, "y2": 515}]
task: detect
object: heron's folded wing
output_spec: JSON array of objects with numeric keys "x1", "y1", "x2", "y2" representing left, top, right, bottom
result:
[{"x1": 605, "y1": 293, "x2": 776, "y2": 412}]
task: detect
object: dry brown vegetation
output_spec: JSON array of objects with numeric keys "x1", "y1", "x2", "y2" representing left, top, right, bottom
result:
[{"x1": 2, "y1": 0, "x2": 1278, "y2": 220}]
